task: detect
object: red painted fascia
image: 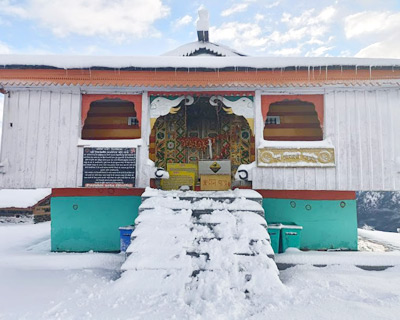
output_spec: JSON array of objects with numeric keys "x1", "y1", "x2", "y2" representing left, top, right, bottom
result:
[{"x1": 52, "y1": 188, "x2": 145, "y2": 197}]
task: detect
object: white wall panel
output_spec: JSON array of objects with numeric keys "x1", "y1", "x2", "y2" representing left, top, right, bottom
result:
[
  {"x1": 1, "y1": 87, "x2": 400, "y2": 190},
  {"x1": 253, "y1": 88, "x2": 400, "y2": 191},
  {"x1": 0, "y1": 89, "x2": 81, "y2": 188}
]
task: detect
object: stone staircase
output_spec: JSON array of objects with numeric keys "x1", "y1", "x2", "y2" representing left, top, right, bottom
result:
[{"x1": 121, "y1": 188, "x2": 280, "y2": 305}]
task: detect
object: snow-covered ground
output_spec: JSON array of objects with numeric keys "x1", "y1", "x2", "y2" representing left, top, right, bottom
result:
[
  {"x1": 359, "y1": 228, "x2": 400, "y2": 251},
  {"x1": 0, "y1": 189, "x2": 51, "y2": 209},
  {"x1": 1, "y1": 223, "x2": 400, "y2": 319}
]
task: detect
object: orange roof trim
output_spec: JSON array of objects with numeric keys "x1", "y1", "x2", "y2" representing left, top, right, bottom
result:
[{"x1": 1, "y1": 68, "x2": 400, "y2": 88}]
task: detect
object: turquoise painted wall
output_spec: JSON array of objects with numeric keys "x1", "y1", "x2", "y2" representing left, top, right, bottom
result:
[
  {"x1": 263, "y1": 198, "x2": 358, "y2": 250},
  {"x1": 51, "y1": 196, "x2": 141, "y2": 252}
]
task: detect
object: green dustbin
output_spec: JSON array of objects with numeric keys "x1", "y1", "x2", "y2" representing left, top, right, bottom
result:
[
  {"x1": 281, "y1": 223, "x2": 303, "y2": 252},
  {"x1": 267, "y1": 224, "x2": 282, "y2": 254}
]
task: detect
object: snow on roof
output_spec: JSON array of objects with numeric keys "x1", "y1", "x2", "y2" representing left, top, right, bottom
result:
[
  {"x1": 0, "y1": 189, "x2": 51, "y2": 208},
  {"x1": 162, "y1": 41, "x2": 245, "y2": 57},
  {"x1": 1, "y1": 54, "x2": 400, "y2": 70}
]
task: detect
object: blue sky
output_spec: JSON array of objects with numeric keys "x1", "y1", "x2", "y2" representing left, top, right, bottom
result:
[{"x1": 1, "y1": 0, "x2": 400, "y2": 125}]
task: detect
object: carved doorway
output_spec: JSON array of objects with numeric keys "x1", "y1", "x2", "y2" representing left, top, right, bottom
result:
[{"x1": 149, "y1": 96, "x2": 254, "y2": 183}]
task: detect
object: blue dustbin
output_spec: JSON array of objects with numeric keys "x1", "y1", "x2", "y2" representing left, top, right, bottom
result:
[
  {"x1": 119, "y1": 225, "x2": 134, "y2": 252},
  {"x1": 267, "y1": 224, "x2": 282, "y2": 254}
]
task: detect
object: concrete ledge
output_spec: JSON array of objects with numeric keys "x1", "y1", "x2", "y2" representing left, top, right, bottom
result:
[
  {"x1": 277, "y1": 262, "x2": 394, "y2": 272},
  {"x1": 275, "y1": 250, "x2": 400, "y2": 271}
]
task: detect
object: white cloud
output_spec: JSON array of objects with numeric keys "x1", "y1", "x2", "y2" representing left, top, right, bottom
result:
[
  {"x1": 221, "y1": 3, "x2": 249, "y2": 17},
  {"x1": 272, "y1": 46, "x2": 302, "y2": 56},
  {"x1": 305, "y1": 45, "x2": 334, "y2": 57},
  {"x1": 211, "y1": 22, "x2": 268, "y2": 49},
  {"x1": 344, "y1": 11, "x2": 400, "y2": 39},
  {"x1": 266, "y1": 1, "x2": 281, "y2": 9},
  {"x1": 0, "y1": 0, "x2": 29, "y2": 18},
  {"x1": 281, "y1": 6, "x2": 336, "y2": 28},
  {"x1": 173, "y1": 15, "x2": 193, "y2": 29},
  {"x1": 356, "y1": 34, "x2": 400, "y2": 58},
  {"x1": 1, "y1": 0, "x2": 170, "y2": 39},
  {"x1": 254, "y1": 13, "x2": 265, "y2": 22},
  {"x1": 266, "y1": 6, "x2": 337, "y2": 51},
  {"x1": 0, "y1": 41, "x2": 12, "y2": 54},
  {"x1": 344, "y1": 10, "x2": 400, "y2": 58},
  {"x1": 211, "y1": 5, "x2": 338, "y2": 56}
]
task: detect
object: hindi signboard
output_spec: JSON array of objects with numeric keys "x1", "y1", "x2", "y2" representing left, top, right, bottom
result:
[
  {"x1": 82, "y1": 148, "x2": 136, "y2": 188},
  {"x1": 200, "y1": 174, "x2": 231, "y2": 191},
  {"x1": 161, "y1": 170, "x2": 195, "y2": 190}
]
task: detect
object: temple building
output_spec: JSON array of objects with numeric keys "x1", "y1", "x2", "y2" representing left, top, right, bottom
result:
[{"x1": 1, "y1": 9, "x2": 400, "y2": 252}]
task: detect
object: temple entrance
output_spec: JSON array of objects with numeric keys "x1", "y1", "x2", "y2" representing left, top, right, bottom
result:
[{"x1": 149, "y1": 96, "x2": 254, "y2": 189}]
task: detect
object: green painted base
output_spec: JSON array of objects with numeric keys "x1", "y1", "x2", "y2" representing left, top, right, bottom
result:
[
  {"x1": 51, "y1": 196, "x2": 141, "y2": 252},
  {"x1": 263, "y1": 198, "x2": 358, "y2": 251}
]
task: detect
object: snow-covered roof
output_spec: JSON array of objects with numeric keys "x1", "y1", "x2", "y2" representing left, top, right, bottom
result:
[
  {"x1": 1, "y1": 55, "x2": 400, "y2": 70},
  {"x1": 162, "y1": 41, "x2": 245, "y2": 57},
  {"x1": 0, "y1": 189, "x2": 51, "y2": 208}
]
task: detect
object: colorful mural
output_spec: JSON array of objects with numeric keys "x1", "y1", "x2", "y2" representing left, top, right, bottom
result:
[{"x1": 149, "y1": 97, "x2": 253, "y2": 182}]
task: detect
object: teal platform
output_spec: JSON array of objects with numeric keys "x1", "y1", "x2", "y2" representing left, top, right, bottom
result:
[
  {"x1": 263, "y1": 197, "x2": 357, "y2": 251},
  {"x1": 51, "y1": 193, "x2": 141, "y2": 252}
]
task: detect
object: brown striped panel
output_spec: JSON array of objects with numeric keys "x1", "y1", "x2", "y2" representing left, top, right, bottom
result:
[
  {"x1": 88, "y1": 112, "x2": 136, "y2": 117},
  {"x1": 264, "y1": 136, "x2": 323, "y2": 141},
  {"x1": 267, "y1": 111, "x2": 317, "y2": 116},
  {"x1": 264, "y1": 100, "x2": 322, "y2": 141},
  {"x1": 88, "y1": 105, "x2": 136, "y2": 114},
  {"x1": 82, "y1": 99, "x2": 140, "y2": 140},
  {"x1": 264, "y1": 128, "x2": 322, "y2": 137},
  {"x1": 269, "y1": 104, "x2": 315, "y2": 112},
  {"x1": 82, "y1": 128, "x2": 141, "y2": 139},
  {"x1": 85, "y1": 117, "x2": 135, "y2": 125},
  {"x1": 84, "y1": 124, "x2": 140, "y2": 130},
  {"x1": 265, "y1": 123, "x2": 321, "y2": 128},
  {"x1": 280, "y1": 115, "x2": 320, "y2": 124}
]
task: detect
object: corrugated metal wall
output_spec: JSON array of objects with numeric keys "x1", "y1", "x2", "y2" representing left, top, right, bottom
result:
[
  {"x1": 252, "y1": 89, "x2": 400, "y2": 190},
  {"x1": 0, "y1": 90, "x2": 81, "y2": 188},
  {"x1": 1, "y1": 87, "x2": 399, "y2": 190}
]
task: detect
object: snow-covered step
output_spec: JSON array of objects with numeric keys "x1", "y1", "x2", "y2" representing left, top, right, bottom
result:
[
  {"x1": 121, "y1": 188, "x2": 280, "y2": 304},
  {"x1": 141, "y1": 187, "x2": 263, "y2": 205},
  {"x1": 189, "y1": 209, "x2": 274, "y2": 260},
  {"x1": 139, "y1": 191, "x2": 265, "y2": 216}
]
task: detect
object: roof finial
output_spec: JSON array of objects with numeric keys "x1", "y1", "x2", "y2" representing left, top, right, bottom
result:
[{"x1": 197, "y1": 7, "x2": 209, "y2": 42}]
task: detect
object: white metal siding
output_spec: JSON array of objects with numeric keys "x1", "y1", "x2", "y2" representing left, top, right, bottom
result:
[
  {"x1": 252, "y1": 88, "x2": 400, "y2": 191},
  {"x1": 1, "y1": 87, "x2": 400, "y2": 191},
  {"x1": 0, "y1": 90, "x2": 81, "y2": 188}
]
